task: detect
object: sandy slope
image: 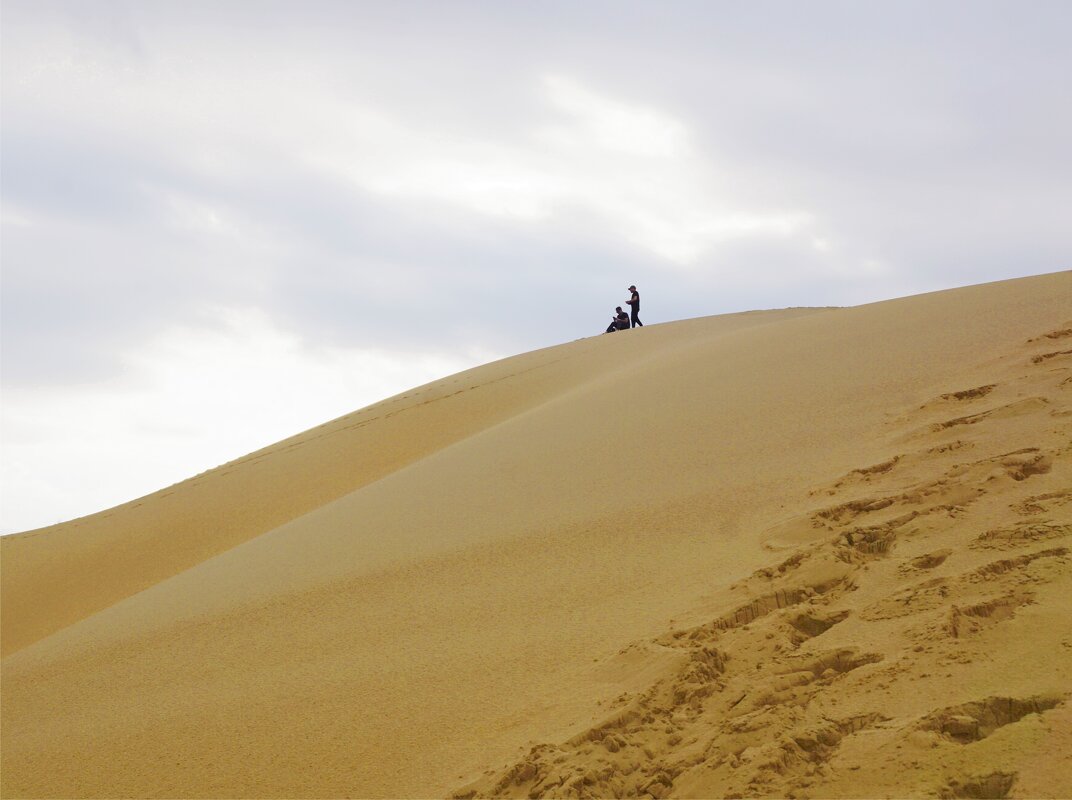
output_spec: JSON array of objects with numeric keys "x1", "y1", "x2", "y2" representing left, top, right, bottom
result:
[{"x1": 2, "y1": 272, "x2": 1070, "y2": 799}]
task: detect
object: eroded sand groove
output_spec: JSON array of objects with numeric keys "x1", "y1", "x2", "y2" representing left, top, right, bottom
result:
[
  {"x1": 456, "y1": 322, "x2": 1072, "y2": 799},
  {"x1": 917, "y1": 695, "x2": 1063, "y2": 743}
]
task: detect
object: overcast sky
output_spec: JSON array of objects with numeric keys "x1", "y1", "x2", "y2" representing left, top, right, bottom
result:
[{"x1": 2, "y1": 0, "x2": 1070, "y2": 533}]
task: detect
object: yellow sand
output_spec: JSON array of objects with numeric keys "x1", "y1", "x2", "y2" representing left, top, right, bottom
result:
[{"x1": 2, "y1": 271, "x2": 1070, "y2": 799}]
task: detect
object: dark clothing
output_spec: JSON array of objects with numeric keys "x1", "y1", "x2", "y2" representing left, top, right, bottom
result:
[
  {"x1": 606, "y1": 311, "x2": 630, "y2": 332},
  {"x1": 627, "y1": 290, "x2": 643, "y2": 327}
]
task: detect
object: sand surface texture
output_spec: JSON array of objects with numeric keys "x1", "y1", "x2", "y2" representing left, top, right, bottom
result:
[{"x1": 2, "y1": 272, "x2": 1070, "y2": 799}]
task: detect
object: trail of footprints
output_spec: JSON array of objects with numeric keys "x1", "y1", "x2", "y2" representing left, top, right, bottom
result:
[{"x1": 454, "y1": 325, "x2": 1072, "y2": 799}]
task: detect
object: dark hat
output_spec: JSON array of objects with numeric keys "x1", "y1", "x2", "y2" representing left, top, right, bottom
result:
[{"x1": 628, "y1": 285, "x2": 636, "y2": 290}]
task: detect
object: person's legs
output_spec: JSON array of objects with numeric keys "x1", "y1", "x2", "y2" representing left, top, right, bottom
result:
[{"x1": 631, "y1": 312, "x2": 643, "y2": 328}]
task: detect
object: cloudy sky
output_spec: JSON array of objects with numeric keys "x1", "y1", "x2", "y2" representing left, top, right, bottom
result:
[{"x1": 2, "y1": 0, "x2": 1070, "y2": 533}]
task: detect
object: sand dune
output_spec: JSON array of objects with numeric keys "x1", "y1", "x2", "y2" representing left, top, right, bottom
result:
[{"x1": 2, "y1": 271, "x2": 1070, "y2": 798}]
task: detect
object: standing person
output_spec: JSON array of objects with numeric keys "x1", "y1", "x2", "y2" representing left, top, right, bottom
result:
[{"x1": 626, "y1": 285, "x2": 643, "y2": 328}]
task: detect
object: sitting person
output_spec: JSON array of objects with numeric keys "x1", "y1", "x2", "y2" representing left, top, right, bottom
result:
[{"x1": 605, "y1": 306, "x2": 631, "y2": 333}]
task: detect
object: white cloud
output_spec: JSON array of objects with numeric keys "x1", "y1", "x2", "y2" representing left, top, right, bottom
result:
[
  {"x1": 538, "y1": 74, "x2": 689, "y2": 157},
  {"x1": 1, "y1": 308, "x2": 491, "y2": 533},
  {"x1": 4, "y1": 16, "x2": 822, "y2": 267},
  {"x1": 1, "y1": 203, "x2": 37, "y2": 228},
  {"x1": 307, "y1": 74, "x2": 817, "y2": 265}
]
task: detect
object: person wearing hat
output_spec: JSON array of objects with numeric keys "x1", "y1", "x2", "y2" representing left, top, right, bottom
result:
[{"x1": 626, "y1": 285, "x2": 643, "y2": 328}]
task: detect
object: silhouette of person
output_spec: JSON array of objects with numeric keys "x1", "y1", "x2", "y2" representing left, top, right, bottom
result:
[
  {"x1": 626, "y1": 285, "x2": 643, "y2": 328},
  {"x1": 605, "y1": 306, "x2": 630, "y2": 333}
]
